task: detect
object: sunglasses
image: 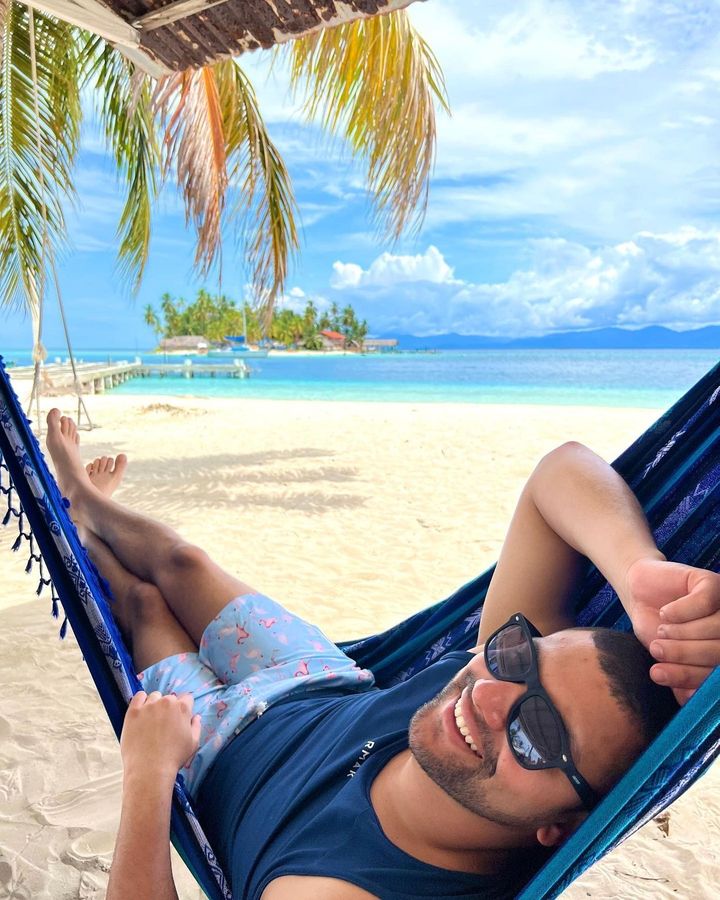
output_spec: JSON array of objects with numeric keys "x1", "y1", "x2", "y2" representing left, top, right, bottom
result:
[{"x1": 484, "y1": 613, "x2": 599, "y2": 811}]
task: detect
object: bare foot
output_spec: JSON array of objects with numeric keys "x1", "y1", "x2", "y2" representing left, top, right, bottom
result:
[
  {"x1": 86, "y1": 455, "x2": 128, "y2": 497},
  {"x1": 45, "y1": 409, "x2": 92, "y2": 500}
]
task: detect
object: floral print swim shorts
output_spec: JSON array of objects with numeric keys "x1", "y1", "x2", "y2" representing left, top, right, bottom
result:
[{"x1": 138, "y1": 593, "x2": 375, "y2": 794}]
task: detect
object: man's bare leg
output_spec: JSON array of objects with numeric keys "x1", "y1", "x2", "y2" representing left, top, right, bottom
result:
[
  {"x1": 83, "y1": 529, "x2": 196, "y2": 671},
  {"x1": 46, "y1": 409, "x2": 253, "y2": 644},
  {"x1": 75, "y1": 456, "x2": 196, "y2": 669}
]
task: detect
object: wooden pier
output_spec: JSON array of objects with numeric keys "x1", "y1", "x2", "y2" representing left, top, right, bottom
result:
[
  {"x1": 7, "y1": 359, "x2": 250, "y2": 394},
  {"x1": 138, "y1": 360, "x2": 250, "y2": 380}
]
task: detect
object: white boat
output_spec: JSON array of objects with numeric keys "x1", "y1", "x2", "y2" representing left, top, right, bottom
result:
[{"x1": 208, "y1": 306, "x2": 269, "y2": 357}]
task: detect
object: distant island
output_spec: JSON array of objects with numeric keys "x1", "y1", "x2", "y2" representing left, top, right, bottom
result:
[
  {"x1": 144, "y1": 290, "x2": 397, "y2": 353},
  {"x1": 384, "y1": 325, "x2": 720, "y2": 351}
]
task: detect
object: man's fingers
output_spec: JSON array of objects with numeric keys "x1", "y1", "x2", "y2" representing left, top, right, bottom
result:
[
  {"x1": 177, "y1": 692, "x2": 195, "y2": 715},
  {"x1": 651, "y1": 662, "x2": 714, "y2": 690},
  {"x1": 672, "y1": 687, "x2": 696, "y2": 706},
  {"x1": 657, "y1": 611, "x2": 720, "y2": 641},
  {"x1": 128, "y1": 691, "x2": 147, "y2": 709},
  {"x1": 661, "y1": 588, "x2": 720, "y2": 624},
  {"x1": 146, "y1": 690, "x2": 164, "y2": 703},
  {"x1": 650, "y1": 638, "x2": 720, "y2": 668},
  {"x1": 181, "y1": 716, "x2": 203, "y2": 768}
]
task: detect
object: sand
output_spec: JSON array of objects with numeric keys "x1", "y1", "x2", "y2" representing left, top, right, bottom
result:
[{"x1": 0, "y1": 392, "x2": 717, "y2": 899}]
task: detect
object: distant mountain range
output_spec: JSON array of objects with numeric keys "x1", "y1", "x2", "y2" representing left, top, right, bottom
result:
[{"x1": 384, "y1": 325, "x2": 720, "y2": 350}]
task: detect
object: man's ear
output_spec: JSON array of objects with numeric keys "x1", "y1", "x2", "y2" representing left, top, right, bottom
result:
[{"x1": 536, "y1": 812, "x2": 586, "y2": 848}]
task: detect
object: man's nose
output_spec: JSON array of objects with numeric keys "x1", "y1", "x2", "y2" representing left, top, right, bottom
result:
[{"x1": 470, "y1": 678, "x2": 522, "y2": 732}]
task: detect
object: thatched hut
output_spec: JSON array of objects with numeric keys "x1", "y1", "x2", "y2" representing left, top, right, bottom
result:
[
  {"x1": 25, "y1": 0, "x2": 422, "y2": 74},
  {"x1": 158, "y1": 335, "x2": 209, "y2": 352}
]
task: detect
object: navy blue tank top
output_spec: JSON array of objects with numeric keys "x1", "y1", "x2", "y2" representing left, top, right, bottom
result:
[{"x1": 195, "y1": 651, "x2": 523, "y2": 899}]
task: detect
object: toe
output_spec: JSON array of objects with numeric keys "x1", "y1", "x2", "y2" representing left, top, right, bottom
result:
[
  {"x1": 85, "y1": 463, "x2": 93, "y2": 475},
  {"x1": 100, "y1": 456, "x2": 109, "y2": 471},
  {"x1": 114, "y1": 454, "x2": 128, "y2": 474},
  {"x1": 47, "y1": 408, "x2": 61, "y2": 428}
]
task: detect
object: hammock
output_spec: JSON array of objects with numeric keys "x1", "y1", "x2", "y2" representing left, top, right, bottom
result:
[{"x1": 0, "y1": 354, "x2": 718, "y2": 900}]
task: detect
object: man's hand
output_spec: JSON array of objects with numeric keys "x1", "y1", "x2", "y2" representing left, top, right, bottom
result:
[
  {"x1": 624, "y1": 557, "x2": 720, "y2": 704},
  {"x1": 121, "y1": 691, "x2": 201, "y2": 781}
]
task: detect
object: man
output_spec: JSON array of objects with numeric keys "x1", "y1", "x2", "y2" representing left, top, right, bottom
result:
[{"x1": 44, "y1": 409, "x2": 720, "y2": 900}]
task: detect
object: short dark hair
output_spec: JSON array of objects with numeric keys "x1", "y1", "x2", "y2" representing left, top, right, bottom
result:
[{"x1": 591, "y1": 627, "x2": 679, "y2": 749}]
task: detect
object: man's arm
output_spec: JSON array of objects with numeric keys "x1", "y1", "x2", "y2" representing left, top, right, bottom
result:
[
  {"x1": 107, "y1": 691, "x2": 201, "y2": 900},
  {"x1": 107, "y1": 767, "x2": 178, "y2": 900},
  {"x1": 478, "y1": 441, "x2": 662, "y2": 641},
  {"x1": 477, "y1": 441, "x2": 720, "y2": 701}
]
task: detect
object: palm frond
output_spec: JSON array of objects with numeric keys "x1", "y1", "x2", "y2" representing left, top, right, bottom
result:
[
  {"x1": 0, "y1": 5, "x2": 81, "y2": 311},
  {"x1": 288, "y1": 10, "x2": 449, "y2": 240},
  {"x1": 81, "y1": 37, "x2": 160, "y2": 292},
  {"x1": 154, "y1": 67, "x2": 228, "y2": 276},
  {"x1": 0, "y1": 0, "x2": 9, "y2": 59},
  {"x1": 214, "y1": 59, "x2": 299, "y2": 316}
]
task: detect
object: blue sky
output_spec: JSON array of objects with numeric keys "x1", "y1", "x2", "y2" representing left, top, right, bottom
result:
[{"x1": 3, "y1": 0, "x2": 720, "y2": 348}]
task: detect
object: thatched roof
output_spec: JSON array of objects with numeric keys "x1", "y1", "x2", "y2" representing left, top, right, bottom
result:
[
  {"x1": 158, "y1": 335, "x2": 209, "y2": 350},
  {"x1": 27, "y1": 0, "x2": 421, "y2": 74}
]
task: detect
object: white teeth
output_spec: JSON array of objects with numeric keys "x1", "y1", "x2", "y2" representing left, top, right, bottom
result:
[{"x1": 454, "y1": 698, "x2": 481, "y2": 758}]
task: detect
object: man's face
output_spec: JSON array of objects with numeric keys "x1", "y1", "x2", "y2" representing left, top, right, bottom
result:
[{"x1": 408, "y1": 630, "x2": 643, "y2": 832}]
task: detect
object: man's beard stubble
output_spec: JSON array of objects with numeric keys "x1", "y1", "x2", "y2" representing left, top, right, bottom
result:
[{"x1": 407, "y1": 676, "x2": 540, "y2": 831}]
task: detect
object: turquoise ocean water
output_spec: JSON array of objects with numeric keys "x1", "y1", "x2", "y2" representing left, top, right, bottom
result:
[{"x1": 1, "y1": 348, "x2": 718, "y2": 408}]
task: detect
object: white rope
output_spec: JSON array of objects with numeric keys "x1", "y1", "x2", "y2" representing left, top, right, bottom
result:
[{"x1": 25, "y1": 5, "x2": 93, "y2": 431}]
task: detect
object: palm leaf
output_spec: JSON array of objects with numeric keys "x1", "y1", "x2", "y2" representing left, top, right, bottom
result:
[
  {"x1": 0, "y1": 5, "x2": 81, "y2": 311},
  {"x1": 214, "y1": 59, "x2": 299, "y2": 317},
  {"x1": 288, "y1": 10, "x2": 449, "y2": 240},
  {"x1": 154, "y1": 67, "x2": 228, "y2": 276},
  {"x1": 81, "y1": 37, "x2": 160, "y2": 292},
  {"x1": 0, "y1": 0, "x2": 8, "y2": 59}
]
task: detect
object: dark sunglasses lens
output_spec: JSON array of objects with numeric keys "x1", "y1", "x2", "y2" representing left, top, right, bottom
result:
[
  {"x1": 486, "y1": 623, "x2": 533, "y2": 679},
  {"x1": 509, "y1": 696, "x2": 562, "y2": 768}
]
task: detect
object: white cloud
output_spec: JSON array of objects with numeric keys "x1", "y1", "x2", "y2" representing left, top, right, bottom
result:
[
  {"x1": 299, "y1": 201, "x2": 343, "y2": 227},
  {"x1": 409, "y1": 0, "x2": 656, "y2": 85},
  {"x1": 331, "y1": 246, "x2": 455, "y2": 289},
  {"x1": 331, "y1": 262, "x2": 364, "y2": 289},
  {"x1": 329, "y1": 230, "x2": 720, "y2": 336},
  {"x1": 276, "y1": 287, "x2": 330, "y2": 314},
  {"x1": 401, "y1": 0, "x2": 720, "y2": 239}
]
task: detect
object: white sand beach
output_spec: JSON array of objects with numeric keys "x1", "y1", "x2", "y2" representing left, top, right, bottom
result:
[{"x1": 0, "y1": 393, "x2": 717, "y2": 899}]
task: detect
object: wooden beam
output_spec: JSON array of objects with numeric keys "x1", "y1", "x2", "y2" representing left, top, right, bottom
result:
[
  {"x1": 24, "y1": 0, "x2": 139, "y2": 46},
  {"x1": 23, "y1": 0, "x2": 171, "y2": 76}
]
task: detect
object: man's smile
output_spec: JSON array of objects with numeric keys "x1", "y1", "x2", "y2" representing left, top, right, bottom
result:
[{"x1": 442, "y1": 688, "x2": 484, "y2": 760}]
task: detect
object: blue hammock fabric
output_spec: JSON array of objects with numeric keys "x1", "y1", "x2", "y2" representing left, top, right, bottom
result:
[{"x1": 1, "y1": 352, "x2": 718, "y2": 900}]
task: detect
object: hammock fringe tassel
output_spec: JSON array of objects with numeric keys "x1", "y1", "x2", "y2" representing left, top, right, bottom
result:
[{"x1": 1, "y1": 451, "x2": 66, "y2": 638}]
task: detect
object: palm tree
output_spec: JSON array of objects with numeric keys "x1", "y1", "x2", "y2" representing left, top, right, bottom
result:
[
  {"x1": 0, "y1": 6, "x2": 448, "y2": 319},
  {"x1": 143, "y1": 303, "x2": 162, "y2": 340}
]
